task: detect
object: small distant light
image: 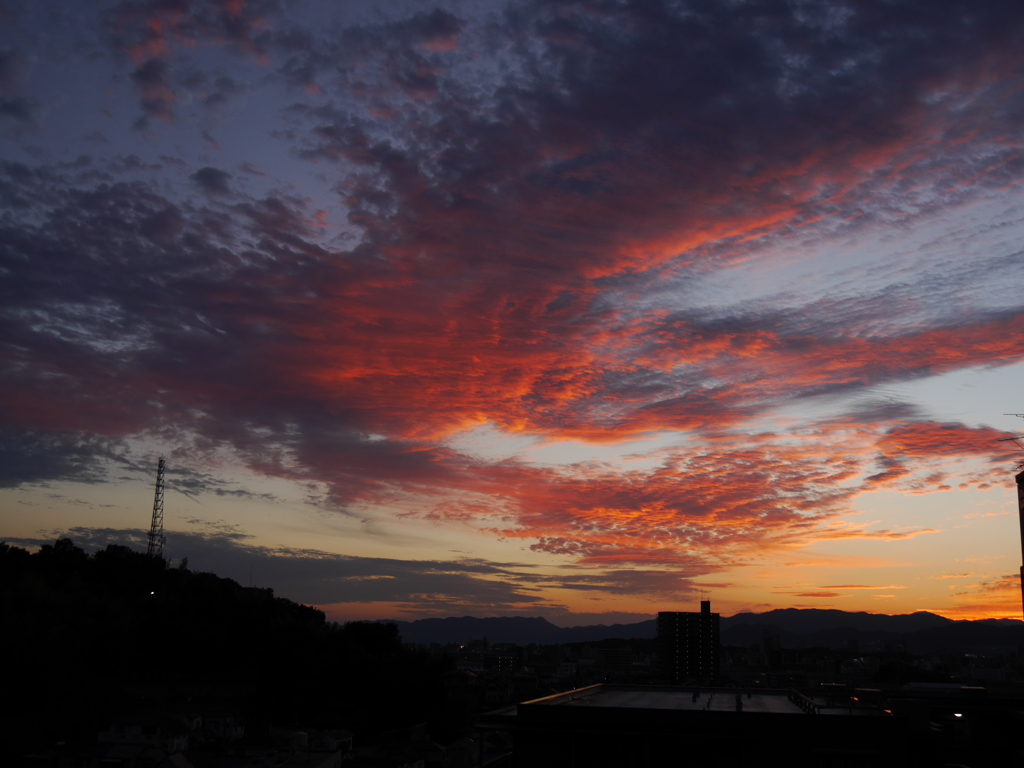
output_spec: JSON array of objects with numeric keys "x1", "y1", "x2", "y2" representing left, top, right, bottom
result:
[
  {"x1": 150, "y1": 591, "x2": 155, "y2": 595},
  {"x1": 954, "y1": 713, "x2": 962, "y2": 718}
]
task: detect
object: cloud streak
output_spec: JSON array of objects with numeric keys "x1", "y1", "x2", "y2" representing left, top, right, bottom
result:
[{"x1": 2, "y1": 0, "x2": 1024, "y2": 616}]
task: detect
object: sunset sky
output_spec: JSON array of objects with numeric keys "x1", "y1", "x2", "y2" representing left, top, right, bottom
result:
[{"x1": 3, "y1": 0, "x2": 1024, "y2": 625}]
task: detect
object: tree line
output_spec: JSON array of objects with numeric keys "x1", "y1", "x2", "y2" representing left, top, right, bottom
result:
[{"x1": 1, "y1": 539, "x2": 466, "y2": 754}]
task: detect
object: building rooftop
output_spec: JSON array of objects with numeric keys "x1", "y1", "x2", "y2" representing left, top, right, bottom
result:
[
  {"x1": 478, "y1": 684, "x2": 941, "y2": 768},
  {"x1": 525, "y1": 685, "x2": 806, "y2": 714}
]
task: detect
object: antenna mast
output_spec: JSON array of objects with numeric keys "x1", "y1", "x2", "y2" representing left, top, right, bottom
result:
[{"x1": 146, "y1": 458, "x2": 165, "y2": 558}]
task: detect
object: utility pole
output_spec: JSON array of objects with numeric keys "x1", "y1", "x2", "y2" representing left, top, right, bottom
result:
[
  {"x1": 1018, "y1": 470, "x2": 1024, "y2": 621},
  {"x1": 146, "y1": 458, "x2": 165, "y2": 558},
  {"x1": 1002, "y1": 416, "x2": 1024, "y2": 619}
]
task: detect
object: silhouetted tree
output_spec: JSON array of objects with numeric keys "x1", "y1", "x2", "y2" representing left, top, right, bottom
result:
[{"x1": 1, "y1": 538, "x2": 465, "y2": 755}]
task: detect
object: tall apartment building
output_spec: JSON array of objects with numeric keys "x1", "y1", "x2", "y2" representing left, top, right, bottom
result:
[{"x1": 657, "y1": 600, "x2": 720, "y2": 683}]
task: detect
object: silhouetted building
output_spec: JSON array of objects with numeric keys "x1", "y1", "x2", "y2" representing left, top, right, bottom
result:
[
  {"x1": 657, "y1": 600, "x2": 719, "y2": 683},
  {"x1": 477, "y1": 684, "x2": 920, "y2": 768}
]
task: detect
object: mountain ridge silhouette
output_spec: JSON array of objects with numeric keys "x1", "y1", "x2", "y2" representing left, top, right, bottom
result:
[{"x1": 383, "y1": 608, "x2": 1024, "y2": 651}]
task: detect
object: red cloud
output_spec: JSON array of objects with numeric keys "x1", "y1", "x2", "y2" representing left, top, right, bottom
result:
[
  {"x1": 878, "y1": 422, "x2": 1018, "y2": 460},
  {"x1": 6, "y1": 1, "x2": 1024, "y2": 591},
  {"x1": 4, "y1": 165, "x2": 1021, "y2": 578},
  {"x1": 111, "y1": 0, "x2": 270, "y2": 64},
  {"x1": 108, "y1": 0, "x2": 271, "y2": 124}
]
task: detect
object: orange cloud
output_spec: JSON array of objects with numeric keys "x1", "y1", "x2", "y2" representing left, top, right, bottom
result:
[
  {"x1": 6, "y1": 0, "x2": 1024, "y2": 608},
  {"x1": 792, "y1": 592, "x2": 842, "y2": 598},
  {"x1": 939, "y1": 572, "x2": 1023, "y2": 620},
  {"x1": 820, "y1": 585, "x2": 907, "y2": 590}
]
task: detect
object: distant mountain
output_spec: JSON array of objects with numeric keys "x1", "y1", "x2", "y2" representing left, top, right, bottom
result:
[
  {"x1": 560, "y1": 620, "x2": 657, "y2": 643},
  {"x1": 385, "y1": 615, "x2": 656, "y2": 645},
  {"x1": 389, "y1": 616, "x2": 564, "y2": 645},
  {"x1": 722, "y1": 608, "x2": 952, "y2": 635},
  {"x1": 903, "y1": 621, "x2": 1024, "y2": 654},
  {"x1": 384, "y1": 608, "x2": 1024, "y2": 652},
  {"x1": 721, "y1": 609, "x2": 1024, "y2": 653}
]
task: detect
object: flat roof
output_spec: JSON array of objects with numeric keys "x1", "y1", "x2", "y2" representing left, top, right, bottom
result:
[{"x1": 525, "y1": 686, "x2": 806, "y2": 715}]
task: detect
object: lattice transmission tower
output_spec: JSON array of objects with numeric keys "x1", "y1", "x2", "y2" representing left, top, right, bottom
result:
[{"x1": 146, "y1": 458, "x2": 165, "y2": 558}]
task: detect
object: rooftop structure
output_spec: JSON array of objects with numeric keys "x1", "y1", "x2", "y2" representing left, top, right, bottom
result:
[
  {"x1": 544, "y1": 685, "x2": 804, "y2": 714},
  {"x1": 478, "y1": 684, "x2": 922, "y2": 767}
]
